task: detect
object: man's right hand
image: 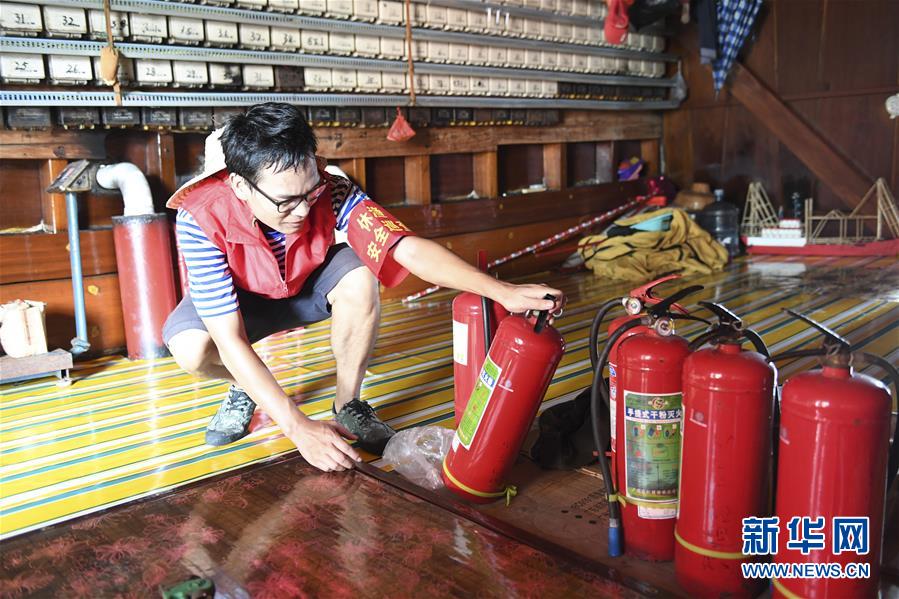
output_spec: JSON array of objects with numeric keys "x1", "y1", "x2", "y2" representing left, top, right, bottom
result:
[{"x1": 288, "y1": 419, "x2": 362, "y2": 472}]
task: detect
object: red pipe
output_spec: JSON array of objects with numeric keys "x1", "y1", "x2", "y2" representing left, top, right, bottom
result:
[{"x1": 112, "y1": 213, "x2": 178, "y2": 359}]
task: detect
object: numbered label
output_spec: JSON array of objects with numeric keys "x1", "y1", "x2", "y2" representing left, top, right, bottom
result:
[
  {"x1": 489, "y1": 78, "x2": 509, "y2": 95},
  {"x1": 470, "y1": 45, "x2": 489, "y2": 64},
  {"x1": 239, "y1": 24, "x2": 270, "y2": 48},
  {"x1": 354, "y1": 0, "x2": 379, "y2": 20},
  {"x1": 357, "y1": 71, "x2": 382, "y2": 91},
  {"x1": 574, "y1": 54, "x2": 589, "y2": 72},
  {"x1": 381, "y1": 72, "x2": 406, "y2": 91},
  {"x1": 429, "y1": 75, "x2": 450, "y2": 93},
  {"x1": 205, "y1": 21, "x2": 238, "y2": 45},
  {"x1": 332, "y1": 68, "x2": 357, "y2": 90},
  {"x1": 1, "y1": 4, "x2": 42, "y2": 33},
  {"x1": 301, "y1": 30, "x2": 328, "y2": 52},
  {"x1": 450, "y1": 76, "x2": 470, "y2": 94},
  {"x1": 329, "y1": 32, "x2": 355, "y2": 54},
  {"x1": 507, "y1": 49, "x2": 526, "y2": 67},
  {"x1": 379, "y1": 38, "x2": 405, "y2": 59},
  {"x1": 130, "y1": 14, "x2": 166, "y2": 40},
  {"x1": 327, "y1": 0, "x2": 353, "y2": 16},
  {"x1": 209, "y1": 63, "x2": 241, "y2": 86},
  {"x1": 242, "y1": 65, "x2": 274, "y2": 88},
  {"x1": 354, "y1": 35, "x2": 380, "y2": 56},
  {"x1": 488, "y1": 47, "x2": 508, "y2": 66},
  {"x1": 48, "y1": 56, "x2": 92, "y2": 82},
  {"x1": 450, "y1": 44, "x2": 469, "y2": 63},
  {"x1": 173, "y1": 61, "x2": 209, "y2": 86},
  {"x1": 43, "y1": 7, "x2": 87, "y2": 35},
  {"x1": 0, "y1": 54, "x2": 45, "y2": 81},
  {"x1": 169, "y1": 17, "x2": 204, "y2": 43},
  {"x1": 134, "y1": 59, "x2": 173, "y2": 84},
  {"x1": 378, "y1": 1, "x2": 404, "y2": 24},
  {"x1": 88, "y1": 10, "x2": 129, "y2": 39},
  {"x1": 271, "y1": 27, "x2": 300, "y2": 50},
  {"x1": 509, "y1": 79, "x2": 528, "y2": 96},
  {"x1": 467, "y1": 9, "x2": 488, "y2": 31},
  {"x1": 304, "y1": 68, "x2": 332, "y2": 89}
]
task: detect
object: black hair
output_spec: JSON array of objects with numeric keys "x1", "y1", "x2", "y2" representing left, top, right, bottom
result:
[{"x1": 219, "y1": 102, "x2": 317, "y2": 183}]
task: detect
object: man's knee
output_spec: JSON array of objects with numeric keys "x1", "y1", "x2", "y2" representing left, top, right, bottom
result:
[
  {"x1": 167, "y1": 329, "x2": 217, "y2": 376},
  {"x1": 328, "y1": 266, "x2": 379, "y2": 310}
]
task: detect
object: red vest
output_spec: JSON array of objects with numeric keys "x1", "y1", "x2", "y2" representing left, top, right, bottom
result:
[{"x1": 178, "y1": 171, "x2": 336, "y2": 299}]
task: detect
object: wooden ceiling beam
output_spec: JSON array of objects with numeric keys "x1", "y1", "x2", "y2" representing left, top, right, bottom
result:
[{"x1": 729, "y1": 62, "x2": 873, "y2": 210}]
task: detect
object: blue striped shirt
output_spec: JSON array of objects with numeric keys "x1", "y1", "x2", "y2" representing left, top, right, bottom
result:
[{"x1": 177, "y1": 182, "x2": 368, "y2": 319}]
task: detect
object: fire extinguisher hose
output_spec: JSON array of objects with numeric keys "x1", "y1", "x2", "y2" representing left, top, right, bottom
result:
[
  {"x1": 769, "y1": 348, "x2": 826, "y2": 362},
  {"x1": 589, "y1": 299, "x2": 623, "y2": 370},
  {"x1": 591, "y1": 317, "x2": 645, "y2": 557}
]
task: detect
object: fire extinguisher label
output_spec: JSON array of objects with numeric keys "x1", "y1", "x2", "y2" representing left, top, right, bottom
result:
[
  {"x1": 622, "y1": 389, "x2": 682, "y2": 504},
  {"x1": 456, "y1": 355, "x2": 502, "y2": 450},
  {"x1": 452, "y1": 320, "x2": 468, "y2": 365}
]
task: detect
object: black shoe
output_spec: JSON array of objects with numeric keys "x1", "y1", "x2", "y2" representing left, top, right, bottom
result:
[
  {"x1": 334, "y1": 399, "x2": 396, "y2": 455},
  {"x1": 205, "y1": 385, "x2": 256, "y2": 446}
]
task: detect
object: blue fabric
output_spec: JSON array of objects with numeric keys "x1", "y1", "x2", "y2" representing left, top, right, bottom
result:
[{"x1": 713, "y1": 0, "x2": 762, "y2": 93}]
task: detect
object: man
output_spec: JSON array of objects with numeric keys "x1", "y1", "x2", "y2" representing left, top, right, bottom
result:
[{"x1": 163, "y1": 103, "x2": 564, "y2": 473}]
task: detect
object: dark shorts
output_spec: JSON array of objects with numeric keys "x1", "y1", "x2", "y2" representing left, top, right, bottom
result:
[{"x1": 162, "y1": 243, "x2": 364, "y2": 345}]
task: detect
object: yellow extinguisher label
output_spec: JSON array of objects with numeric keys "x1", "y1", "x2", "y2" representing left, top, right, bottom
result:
[{"x1": 456, "y1": 355, "x2": 502, "y2": 450}]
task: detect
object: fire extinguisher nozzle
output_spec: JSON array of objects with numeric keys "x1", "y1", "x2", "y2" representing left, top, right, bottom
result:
[{"x1": 608, "y1": 519, "x2": 623, "y2": 557}]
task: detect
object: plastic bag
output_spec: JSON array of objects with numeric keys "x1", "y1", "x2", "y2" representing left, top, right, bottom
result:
[
  {"x1": 386, "y1": 107, "x2": 416, "y2": 142},
  {"x1": 382, "y1": 426, "x2": 454, "y2": 490}
]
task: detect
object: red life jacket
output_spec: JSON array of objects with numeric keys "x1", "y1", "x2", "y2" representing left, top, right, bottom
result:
[{"x1": 177, "y1": 171, "x2": 336, "y2": 299}]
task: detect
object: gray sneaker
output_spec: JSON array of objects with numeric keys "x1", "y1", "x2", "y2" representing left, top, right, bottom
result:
[
  {"x1": 205, "y1": 385, "x2": 256, "y2": 446},
  {"x1": 334, "y1": 399, "x2": 396, "y2": 455}
]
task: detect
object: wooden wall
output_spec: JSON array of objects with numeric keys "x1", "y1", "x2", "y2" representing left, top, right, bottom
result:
[
  {"x1": 663, "y1": 0, "x2": 899, "y2": 214},
  {"x1": 0, "y1": 110, "x2": 660, "y2": 354}
]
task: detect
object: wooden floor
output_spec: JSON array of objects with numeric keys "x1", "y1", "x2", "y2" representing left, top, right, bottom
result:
[
  {"x1": 1, "y1": 255, "x2": 897, "y2": 540},
  {"x1": 0, "y1": 254, "x2": 897, "y2": 596},
  {"x1": 0, "y1": 455, "x2": 658, "y2": 598}
]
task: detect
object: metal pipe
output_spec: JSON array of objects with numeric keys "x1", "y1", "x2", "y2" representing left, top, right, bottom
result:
[
  {"x1": 65, "y1": 191, "x2": 90, "y2": 355},
  {"x1": 95, "y1": 162, "x2": 154, "y2": 216}
]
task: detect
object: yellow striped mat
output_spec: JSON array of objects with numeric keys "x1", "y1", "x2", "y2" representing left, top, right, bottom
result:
[{"x1": 1, "y1": 254, "x2": 896, "y2": 538}]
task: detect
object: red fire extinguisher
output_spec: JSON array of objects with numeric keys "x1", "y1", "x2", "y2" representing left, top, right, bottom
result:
[
  {"x1": 771, "y1": 310, "x2": 899, "y2": 599},
  {"x1": 443, "y1": 301, "x2": 565, "y2": 504},
  {"x1": 452, "y1": 292, "x2": 510, "y2": 426},
  {"x1": 675, "y1": 301, "x2": 776, "y2": 598},
  {"x1": 588, "y1": 274, "x2": 692, "y2": 484},
  {"x1": 591, "y1": 287, "x2": 702, "y2": 561}
]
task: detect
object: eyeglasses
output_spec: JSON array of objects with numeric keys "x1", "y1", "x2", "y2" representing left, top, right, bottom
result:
[{"x1": 242, "y1": 168, "x2": 331, "y2": 214}]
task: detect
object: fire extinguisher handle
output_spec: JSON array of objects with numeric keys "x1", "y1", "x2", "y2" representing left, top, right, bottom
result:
[
  {"x1": 784, "y1": 309, "x2": 851, "y2": 354},
  {"x1": 533, "y1": 294, "x2": 556, "y2": 333},
  {"x1": 648, "y1": 285, "x2": 704, "y2": 318},
  {"x1": 698, "y1": 300, "x2": 742, "y2": 329},
  {"x1": 628, "y1": 273, "x2": 684, "y2": 312},
  {"x1": 743, "y1": 328, "x2": 771, "y2": 359}
]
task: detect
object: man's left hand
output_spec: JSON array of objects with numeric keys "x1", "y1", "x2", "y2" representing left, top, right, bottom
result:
[{"x1": 495, "y1": 282, "x2": 566, "y2": 315}]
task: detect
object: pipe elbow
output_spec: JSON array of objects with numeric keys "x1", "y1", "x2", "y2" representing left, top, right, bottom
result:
[{"x1": 96, "y1": 162, "x2": 155, "y2": 217}]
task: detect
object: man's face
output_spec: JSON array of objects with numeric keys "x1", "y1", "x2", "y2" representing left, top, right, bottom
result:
[{"x1": 229, "y1": 158, "x2": 325, "y2": 235}]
